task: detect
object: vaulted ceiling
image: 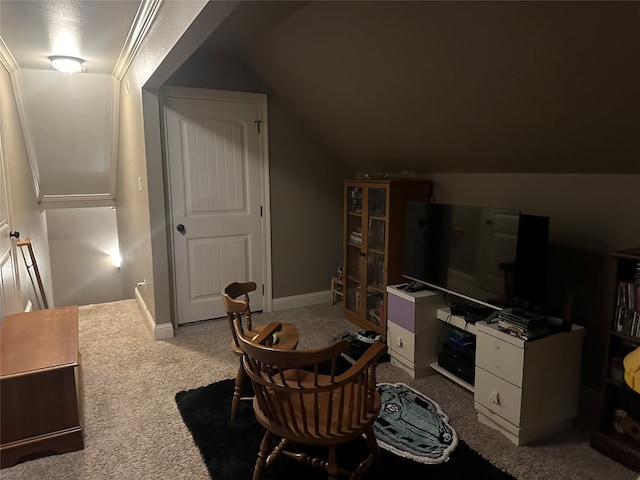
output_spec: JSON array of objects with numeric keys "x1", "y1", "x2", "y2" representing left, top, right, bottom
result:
[
  {"x1": 194, "y1": 1, "x2": 640, "y2": 174},
  {"x1": 2, "y1": 0, "x2": 639, "y2": 203}
]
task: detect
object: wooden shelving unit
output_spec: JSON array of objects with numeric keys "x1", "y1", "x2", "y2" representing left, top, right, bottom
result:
[
  {"x1": 342, "y1": 179, "x2": 432, "y2": 337},
  {"x1": 591, "y1": 247, "x2": 640, "y2": 471}
]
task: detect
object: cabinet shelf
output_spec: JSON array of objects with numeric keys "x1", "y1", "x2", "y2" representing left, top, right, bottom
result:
[
  {"x1": 605, "y1": 377, "x2": 626, "y2": 388},
  {"x1": 436, "y1": 307, "x2": 478, "y2": 336},
  {"x1": 591, "y1": 430, "x2": 640, "y2": 472},
  {"x1": 430, "y1": 362, "x2": 474, "y2": 392},
  {"x1": 366, "y1": 285, "x2": 385, "y2": 294},
  {"x1": 610, "y1": 331, "x2": 640, "y2": 346}
]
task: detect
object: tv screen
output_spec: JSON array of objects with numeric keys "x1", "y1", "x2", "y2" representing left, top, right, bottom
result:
[{"x1": 403, "y1": 202, "x2": 548, "y2": 311}]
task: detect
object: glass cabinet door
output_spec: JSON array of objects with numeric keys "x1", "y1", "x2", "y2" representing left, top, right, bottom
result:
[
  {"x1": 365, "y1": 187, "x2": 387, "y2": 326},
  {"x1": 345, "y1": 186, "x2": 363, "y2": 315}
]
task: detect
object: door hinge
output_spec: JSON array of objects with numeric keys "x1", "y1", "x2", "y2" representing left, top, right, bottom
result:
[
  {"x1": 262, "y1": 284, "x2": 265, "y2": 295},
  {"x1": 255, "y1": 120, "x2": 261, "y2": 133},
  {"x1": 260, "y1": 206, "x2": 263, "y2": 217}
]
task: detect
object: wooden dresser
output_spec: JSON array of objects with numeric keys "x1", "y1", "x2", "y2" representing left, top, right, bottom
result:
[{"x1": 1, "y1": 305, "x2": 84, "y2": 468}]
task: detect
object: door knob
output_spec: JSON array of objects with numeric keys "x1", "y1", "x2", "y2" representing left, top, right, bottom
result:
[
  {"x1": 9, "y1": 231, "x2": 19, "y2": 239},
  {"x1": 176, "y1": 224, "x2": 185, "y2": 234}
]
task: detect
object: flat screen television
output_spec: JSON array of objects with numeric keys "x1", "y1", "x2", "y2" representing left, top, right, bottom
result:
[{"x1": 403, "y1": 202, "x2": 549, "y2": 311}]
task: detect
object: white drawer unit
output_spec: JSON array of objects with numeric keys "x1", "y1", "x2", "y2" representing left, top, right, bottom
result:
[
  {"x1": 474, "y1": 367, "x2": 523, "y2": 427},
  {"x1": 387, "y1": 321, "x2": 427, "y2": 376},
  {"x1": 474, "y1": 320, "x2": 584, "y2": 445},
  {"x1": 386, "y1": 285, "x2": 445, "y2": 378},
  {"x1": 475, "y1": 329, "x2": 524, "y2": 387}
]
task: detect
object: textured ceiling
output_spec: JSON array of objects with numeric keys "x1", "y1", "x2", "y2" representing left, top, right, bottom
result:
[
  {"x1": 0, "y1": 0, "x2": 142, "y2": 201},
  {"x1": 0, "y1": 0, "x2": 141, "y2": 74}
]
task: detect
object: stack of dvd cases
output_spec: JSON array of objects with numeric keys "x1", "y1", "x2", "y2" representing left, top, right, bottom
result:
[{"x1": 497, "y1": 308, "x2": 549, "y2": 341}]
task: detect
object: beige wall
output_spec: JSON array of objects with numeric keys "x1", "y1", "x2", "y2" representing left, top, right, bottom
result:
[
  {"x1": 116, "y1": 63, "x2": 155, "y2": 316},
  {"x1": 428, "y1": 174, "x2": 640, "y2": 252},
  {"x1": 46, "y1": 207, "x2": 124, "y2": 307},
  {"x1": 267, "y1": 95, "x2": 348, "y2": 297},
  {"x1": 15, "y1": 69, "x2": 117, "y2": 197},
  {"x1": 0, "y1": 64, "x2": 53, "y2": 311}
]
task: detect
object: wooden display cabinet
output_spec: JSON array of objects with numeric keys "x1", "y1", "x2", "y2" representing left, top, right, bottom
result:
[
  {"x1": 591, "y1": 247, "x2": 640, "y2": 472},
  {"x1": 342, "y1": 179, "x2": 432, "y2": 337}
]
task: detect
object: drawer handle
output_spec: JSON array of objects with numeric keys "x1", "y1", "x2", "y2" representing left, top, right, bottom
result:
[
  {"x1": 490, "y1": 391, "x2": 500, "y2": 405},
  {"x1": 397, "y1": 337, "x2": 403, "y2": 348}
]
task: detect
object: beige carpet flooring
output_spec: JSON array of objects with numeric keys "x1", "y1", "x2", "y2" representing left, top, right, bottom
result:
[{"x1": 1, "y1": 299, "x2": 637, "y2": 480}]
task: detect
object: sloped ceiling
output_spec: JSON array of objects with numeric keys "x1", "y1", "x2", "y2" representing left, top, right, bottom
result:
[
  {"x1": 2, "y1": 0, "x2": 639, "y2": 201},
  {"x1": 0, "y1": 0, "x2": 142, "y2": 204},
  {"x1": 197, "y1": 1, "x2": 640, "y2": 174}
]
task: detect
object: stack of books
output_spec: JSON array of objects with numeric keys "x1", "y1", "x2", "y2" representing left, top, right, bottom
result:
[
  {"x1": 496, "y1": 308, "x2": 549, "y2": 341},
  {"x1": 615, "y1": 277, "x2": 640, "y2": 337},
  {"x1": 349, "y1": 227, "x2": 362, "y2": 245}
]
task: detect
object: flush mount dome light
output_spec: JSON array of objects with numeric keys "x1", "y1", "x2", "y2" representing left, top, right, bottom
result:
[{"x1": 49, "y1": 55, "x2": 84, "y2": 73}]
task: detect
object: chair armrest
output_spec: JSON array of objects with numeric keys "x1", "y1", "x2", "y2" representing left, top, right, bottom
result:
[
  {"x1": 252, "y1": 322, "x2": 283, "y2": 345},
  {"x1": 336, "y1": 342, "x2": 386, "y2": 381}
]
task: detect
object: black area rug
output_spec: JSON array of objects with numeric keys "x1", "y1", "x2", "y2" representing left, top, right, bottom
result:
[{"x1": 175, "y1": 379, "x2": 515, "y2": 480}]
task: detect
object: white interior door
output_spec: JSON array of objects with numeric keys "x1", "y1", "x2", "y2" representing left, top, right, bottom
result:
[
  {"x1": 0, "y1": 125, "x2": 20, "y2": 318},
  {"x1": 163, "y1": 91, "x2": 269, "y2": 324}
]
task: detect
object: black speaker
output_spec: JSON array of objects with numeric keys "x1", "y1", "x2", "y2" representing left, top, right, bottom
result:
[{"x1": 513, "y1": 214, "x2": 549, "y2": 311}]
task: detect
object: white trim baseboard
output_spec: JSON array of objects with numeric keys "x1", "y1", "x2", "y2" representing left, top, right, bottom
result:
[
  {"x1": 135, "y1": 286, "x2": 174, "y2": 339},
  {"x1": 271, "y1": 290, "x2": 331, "y2": 311}
]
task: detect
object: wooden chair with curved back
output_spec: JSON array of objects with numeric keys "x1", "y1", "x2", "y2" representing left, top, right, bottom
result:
[
  {"x1": 222, "y1": 281, "x2": 299, "y2": 422},
  {"x1": 233, "y1": 316, "x2": 386, "y2": 480}
]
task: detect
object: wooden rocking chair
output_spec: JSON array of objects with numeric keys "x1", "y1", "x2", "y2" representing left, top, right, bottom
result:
[
  {"x1": 222, "y1": 281, "x2": 299, "y2": 421},
  {"x1": 233, "y1": 316, "x2": 386, "y2": 480}
]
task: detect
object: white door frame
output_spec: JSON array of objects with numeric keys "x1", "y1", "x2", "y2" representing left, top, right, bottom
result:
[
  {"x1": 0, "y1": 111, "x2": 22, "y2": 316},
  {"x1": 160, "y1": 87, "x2": 272, "y2": 327}
]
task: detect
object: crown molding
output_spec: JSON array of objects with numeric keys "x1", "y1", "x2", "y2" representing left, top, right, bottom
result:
[
  {"x1": 10, "y1": 70, "x2": 42, "y2": 201},
  {"x1": 0, "y1": 36, "x2": 19, "y2": 73},
  {"x1": 112, "y1": 0, "x2": 163, "y2": 81},
  {"x1": 109, "y1": 77, "x2": 119, "y2": 198}
]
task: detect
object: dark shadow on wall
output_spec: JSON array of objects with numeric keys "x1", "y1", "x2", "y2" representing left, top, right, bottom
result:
[{"x1": 544, "y1": 245, "x2": 615, "y2": 390}]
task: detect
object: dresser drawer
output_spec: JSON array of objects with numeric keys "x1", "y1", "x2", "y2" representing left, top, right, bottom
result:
[
  {"x1": 476, "y1": 330, "x2": 524, "y2": 387},
  {"x1": 387, "y1": 293, "x2": 415, "y2": 332},
  {"x1": 387, "y1": 321, "x2": 415, "y2": 363},
  {"x1": 474, "y1": 367, "x2": 523, "y2": 427}
]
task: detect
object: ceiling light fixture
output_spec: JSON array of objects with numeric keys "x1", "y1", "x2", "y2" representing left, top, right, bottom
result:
[{"x1": 49, "y1": 55, "x2": 84, "y2": 73}]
